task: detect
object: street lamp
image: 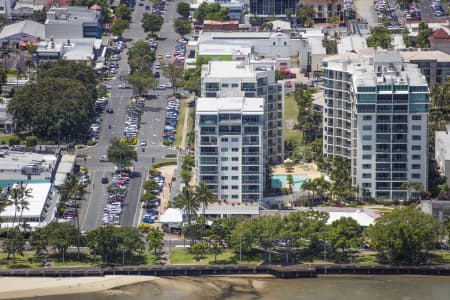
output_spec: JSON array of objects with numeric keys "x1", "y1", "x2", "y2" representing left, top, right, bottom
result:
[
  {"x1": 324, "y1": 239, "x2": 328, "y2": 275},
  {"x1": 239, "y1": 233, "x2": 243, "y2": 264}
]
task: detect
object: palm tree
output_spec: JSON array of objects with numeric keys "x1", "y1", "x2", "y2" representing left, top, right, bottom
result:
[
  {"x1": 7, "y1": 182, "x2": 31, "y2": 260},
  {"x1": 60, "y1": 172, "x2": 87, "y2": 259},
  {"x1": 194, "y1": 182, "x2": 216, "y2": 239},
  {"x1": 301, "y1": 179, "x2": 313, "y2": 208},
  {"x1": 174, "y1": 187, "x2": 200, "y2": 244},
  {"x1": 315, "y1": 176, "x2": 330, "y2": 202},
  {"x1": 401, "y1": 181, "x2": 424, "y2": 203}
]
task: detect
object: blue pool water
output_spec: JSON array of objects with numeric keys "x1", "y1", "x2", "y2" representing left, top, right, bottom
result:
[
  {"x1": 272, "y1": 174, "x2": 307, "y2": 191},
  {"x1": 0, "y1": 179, "x2": 50, "y2": 188}
]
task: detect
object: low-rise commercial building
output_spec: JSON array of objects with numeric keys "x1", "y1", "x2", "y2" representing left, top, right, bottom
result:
[
  {"x1": 421, "y1": 200, "x2": 450, "y2": 220},
  {"x1": 400, "y1": 49, "x2": 450, "y2": 86},
  {"x1": 0, "y1": 20, "x2": 45, "y2": 46},
  {"x1": 435, "y1": 125, "x2": 450, "y2": 186}
]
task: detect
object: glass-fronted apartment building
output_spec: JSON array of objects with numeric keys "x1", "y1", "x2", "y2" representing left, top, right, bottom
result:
[
  {"x1": 196, "y1": 97, "x2": 265, "y2": 203},
  {"x1": 249, "y1": 0, "x2": 297, "y2": 16},
  {"x1": 322, "y1": 49, "x2": 429, "y2": 200},
  {"x1": 201, "y1": 60, "x2": 284, "y2": 165}
]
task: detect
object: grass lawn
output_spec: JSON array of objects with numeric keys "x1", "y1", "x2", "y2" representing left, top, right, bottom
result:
[
  {"x1": 284, "y1": 94, "x2": 302, "y2": 143},
  {"x1": 0, "y1": 252, "x2": 42, "y2": 269},
  {"x1": 170, "y1": 248, "x2": 262, "y2": 265},
  {"x1": 174, "y1": 97, "x2": 194, "y2": 148}
]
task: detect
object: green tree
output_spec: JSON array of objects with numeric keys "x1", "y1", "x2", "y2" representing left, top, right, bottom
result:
[
  {"x1": 297, "y1": 5, "x2": 315, "y2": 26},
  {"x1": 128, "y1": 41, "x2": 155, "y2": 73},
  {"x1": 401, "y1": 181, "x2": 424, "y2": 203},
  {"x1": 207, "y1": 234, "x2": 224, "y2": 263},
  {"x1": 191, "y1": 241, "x2": 208, "y2": 260},
  {"x1": 174, "y1": 19, "x2": 192, "y2": 37},
  {"x1": 107, "y1": 137, "x2": 138, "y2": 170},
  {"x1": 147, "y1": 227, "x2": 164, "y2": 256},
  {"x1": 115, "y1": 4, "x2": 132, "y2": 20},
  {"x1": 180, "y1": 167, "x2": 193, "y2": 186},
  {"x1": 142, "y1": 13, "x2": 164, "y2": 34},
  {"x1": 31, "y1": 10, "x2": 47, "y2": 23},
  {"x1": 366, "y1": 207, "x2": 442, "y2": 264},
  {"x1": 161, "y1": 61, "x2": 184, "y2": 91},
  {"x1": 111, "y1": 19, "x2": 129, "y2": 37},
  {"x1": 42, "y1": 221, "x2": 78, "y2": 263},
  {"x1": 140, "y1": 192, "x2": 157, "y2": 204},
  {"x1": 116, "y1": 227, "x2": 145, "y2": 265},
  {"x1": 144, "y1": 178, "x2": 159, "y2": 191},
  {"x1": 194, "y1": 182, "x2": 216, "y2": 238},
  {"x1": 328, "y1": 217, "x2": 361, "y2": 259},
  {"x1": 262, "y1": 22, "x2": 273, "y2": 30},
  {"x1": 438, "y1": 182, "x2": 450, "y2": 200},
  {"x1": 177, "y1": 1, "x2": 191, "y2": 18},
  {"x1": 366, "y1": 26, "x2": 392, "y2": 49},
  {"x1": 127, "y1": 72, "x2": 156, "y2": 94},
  {"x1": 416, "y1": 22, "x2": 432, "y2": 48},
  {"x1": 174, "y1": 187, "x2": 200, "y2": 241}
]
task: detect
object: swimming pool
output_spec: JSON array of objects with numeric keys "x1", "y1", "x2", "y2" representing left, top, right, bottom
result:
[
  {"x1": 271, "y1": 174, "x2": 307, "y2": 191},
  {"x1": 0, "y1": 179, "x2": 50, "y2": 188}
]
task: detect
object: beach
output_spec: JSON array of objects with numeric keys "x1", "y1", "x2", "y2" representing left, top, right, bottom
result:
[{"x1": 0, "y1": 276, "x2": 159, "y2": 299}]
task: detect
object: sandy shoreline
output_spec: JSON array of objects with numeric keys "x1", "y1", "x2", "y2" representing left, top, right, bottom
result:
[{"x1": 0, "y1": 275, "x2": 159, "y2": 299}]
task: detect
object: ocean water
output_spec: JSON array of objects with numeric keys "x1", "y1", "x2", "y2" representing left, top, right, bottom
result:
[{"x1": 21, "y1": 275, "x2": 450, "y2": 300}]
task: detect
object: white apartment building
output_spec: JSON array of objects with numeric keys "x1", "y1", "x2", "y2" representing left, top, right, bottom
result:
[
  {"x1": 195, "y1": 97, "x2": 265, "y2": 203},
  {"x1": 201, "y1": 60, "x2": 284, "y2": 164},
  {"x1": 322, "y1": 49, "x2": 429, "y2": 200}
]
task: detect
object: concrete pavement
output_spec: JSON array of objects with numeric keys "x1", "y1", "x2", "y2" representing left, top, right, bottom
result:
[{"x1": 78, "y1": 0, "x2": 183, "y2": 231}]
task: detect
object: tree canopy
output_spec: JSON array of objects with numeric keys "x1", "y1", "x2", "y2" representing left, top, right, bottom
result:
[
  {"x1": 127, "y1": 71, "x2": 157, "y2": 94},
  {"x1": 8, "y1": 61, "x2": 97, "y2": 142},
  {"x1": 107, "y1": 137, "x2": 138, "y2": 169},
  {"x1": 161, "y1": 61, "x2": 184, "y2": 90},
  {"x1": 177, "y1": 2, "x2": 191, "y2": 18},
  {"x1": 366, "y1": 26, "x2": 392, "y2": 49},
  {"x1": 115, "y1": 4, "x2": 132, "y2": 21},
  {"x1": 193, "y1": 2, "x2": 229, "y2": 23},
  {"x1": 142, "y1": 13, "x2": 164, "y2": 34},
  {"x1": 366, "y1": 207, "x2": 442, "y2": 264},
  {"x1": 128, "y1": 41, "x2": 155, "y2": 73},
  {"x1": 174, "y1": 19, "x2": 192, "y2": 37}
]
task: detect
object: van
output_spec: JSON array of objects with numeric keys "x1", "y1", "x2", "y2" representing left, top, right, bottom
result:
[{"x1": 21, "y1": 164, "x2": 41, "y2": 175}]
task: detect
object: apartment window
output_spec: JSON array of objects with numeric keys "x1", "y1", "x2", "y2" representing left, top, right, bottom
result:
[
  {"x1": 412, "y1": 174, "x2": 421, "y2": 179},
  {"x1": 412, "y1": 135, "x2": 421, "y2": 141},
  {"x1": 362, "y1": 173, "x2": 372, "y2": 179},
  {"x1": 231, "y1": 138, "x2": 239, "y2": 142},
  {"x1": 231, "y1": 195, "x2": 239, "y2": 199},
  {"x1": 231, "y1": 166, "x2": 239, "y2": 171},
  {"x1": 362, "y1": 183, "x2": 372, "y2": 188},
  {"x1": 231, "y1": 148, "x2": 239, "y2": 152},
  {"x1": 231, "y1": 185, "x2": 239, "y2": 190},
  {"x1": 231, "y1": 83, "x2": 239, "y2": 88},
  {"x1": 412, "y1": 155, "x2": 421, "y2": 160},
  {"x1": 362, "y1": 145, "x2": 372, "y2": 151},
  {"x1": 412, "y1": 145, "x2": 421, "y2": 151},
  {"x1": 363, "y1": 115, "x2": 372, "y2": 121},
  {"x1": 221, "y1": 166, "x2": 228, "y2": 171},
  {"x1": 221, "y1": 137, "x2": 228, "y2": 142},
  {"x1": 363, "y1": 164, "x2": 372, "y2": 169},
  {"x1": 221, "y1": 176, "x2": 228, "y2": 180},
  {"x1": 412, "y1": 164, "x2": 421, "y2": 169},
  {"x1": 221, "y1": 83, "x2": 229, "y2": 88},
  {"x1": 221, "y1": 157, "x2": 228, "y2": 161},
  {"x1": 362, "y1": 135, "x2": 372, "y2": 141},
  {"x1": 412, "y1": 115, "x2": 422, "y2": 120},
  {"x1": 362, "y1": 125, "x2": 372, "y2": 131},
  {"x1": 221, "y1": 185, "x2": 228, "y2": 190},
  {"x1": 221, "y1": 147, "x2": 228, "y2": 152},
  {"x1": 231, "y1": 157, "x2": 239, "y2": 161},
  {"x1": 412, "y1": 125, "x2": 421, "y2": 130},
  {"x1": 362, "y1": 154, "x2": 372, "y2": 160},
  {"x1": 231, "y1": 176, "x2": 239, "y2": 180}
]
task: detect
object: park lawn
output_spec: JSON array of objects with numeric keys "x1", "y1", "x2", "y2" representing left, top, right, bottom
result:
[
  {"x1": 0, "y1": 252, "x2": 42, "y2": 269},
  {"x1": 170, "y1": 248, "x2": 262, "y2": 265},
  {"x1": 174, "y1": 97, "x2": 194, "y2": 148},
  {"x1": 284, "y1": 94, "x2": 302, "y2": 142}
]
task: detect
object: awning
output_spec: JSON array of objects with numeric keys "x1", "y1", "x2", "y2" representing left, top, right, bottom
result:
[{"x1": 159, "y1": 208, "x2": 183, "y2": 224}]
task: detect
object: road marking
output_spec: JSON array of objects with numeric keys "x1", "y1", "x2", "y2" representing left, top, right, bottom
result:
[
  {"x1": 133, "y1": 169, "x2": 146, "y2": 227},
  {"x1": 81, "y1": 171, "x2": 97, "y2": 230}
]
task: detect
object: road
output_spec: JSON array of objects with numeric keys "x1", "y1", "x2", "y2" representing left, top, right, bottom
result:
[
  {"x1": 417, "y1": 0, "x2": 449, "y2": 20},
  {"x1": 79, "y1": 0, "x2": 183, "y2": 231},
  {"x1": 355, "y1": 0, "x2": 378, "y2": 26}
]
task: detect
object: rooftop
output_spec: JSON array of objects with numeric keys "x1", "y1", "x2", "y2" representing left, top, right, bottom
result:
[
  {"x1": 429, "y1": 28, "x2": 450, "y2": 43},
  {"x1": 0, "y1": 151, "x2": 57, "y2": 181},
  {"x1": 1, "y1": 182, "x2": 52, "y2": 220},
  {"x1": 0, "y1": 20, "x2": 45, "y2": 41},
  {"x1": 400, "y1": 49, "x2": 450, "y2": 62},
  {"x1": 196, "y1": 97, "x2": 264, "y2": 114}
]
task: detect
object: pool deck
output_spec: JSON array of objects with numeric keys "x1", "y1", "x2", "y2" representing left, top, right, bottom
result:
[{"x1": 272, "y1": 162, "x2": 325, "y2": 180}]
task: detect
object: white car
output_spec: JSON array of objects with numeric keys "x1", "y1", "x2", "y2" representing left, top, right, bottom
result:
[
  {"x1": 165, "y1": 53, "x2": 172, "y2": 58},
  {"x1": 100, "y1": 155, "x2": 108, "y2": 162},
  {"x1": 139, "y1": 140, "x2": 148, "y2": 147}
]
